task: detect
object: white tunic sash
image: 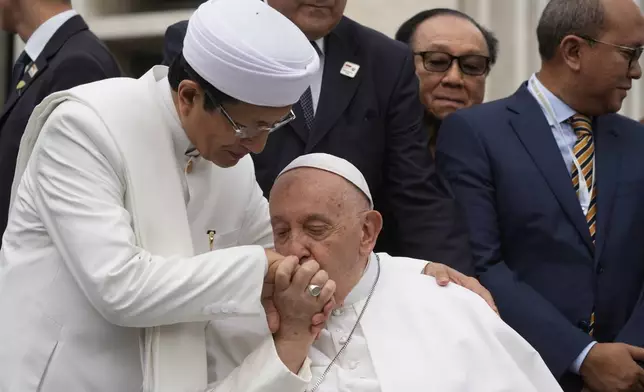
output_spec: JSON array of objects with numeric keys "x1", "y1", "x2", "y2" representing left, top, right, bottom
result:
[{"x1": 12, "y1": 67, "x2": 207, "y2": 392}]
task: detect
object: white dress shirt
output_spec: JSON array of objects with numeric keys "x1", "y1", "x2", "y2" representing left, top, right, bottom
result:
[
  {"x1": 527, "y1": 74, "x2": 597, "y2": 374},
  {"x1": 23, "y1": 9, "x2": 78, "y2": 61},
  {"x1": 310, "y1": 38, "x2": 325, "y2": 113}
]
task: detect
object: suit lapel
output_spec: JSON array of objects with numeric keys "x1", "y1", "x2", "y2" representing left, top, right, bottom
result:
[
  {"x1": 307, "y1": 18, "x2": 362, "y2": 150},
  {"x1": 508, "y1": 85, "x2": 594, "y2": 254},
  {"x1": 0, "y1": 15, "x2": 88, "y2": 126},
  {"x1": 593, "y1": 116, "x2": 620, "y2": 260},
  {"x1": 288, "y1": 102, "x2": 309, "y2": 144},
  {"x1": 0, "y1": 57, "x2": 50, "y2": 123}
]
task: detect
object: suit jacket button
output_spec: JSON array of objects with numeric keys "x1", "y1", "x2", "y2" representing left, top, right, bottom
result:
[
  {"x1": 578, "y1": 320, "x2": 590, "y2": 332},
  {"x1": 597, "y1": 265, "x2": 604, "y2": 274}
]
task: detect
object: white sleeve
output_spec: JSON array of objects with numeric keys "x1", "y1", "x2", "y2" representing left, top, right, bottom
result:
[
  {"x1": 205, "y1": 337, "x2": 311, "y2": 392},
  {"x1": 238, "y1": 173, "x2": 274, "y2": 249},
  {"x1": 29, "y1": 101, "x2": 267, "y2": 328}
]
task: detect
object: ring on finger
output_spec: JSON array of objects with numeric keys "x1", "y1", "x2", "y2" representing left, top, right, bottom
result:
[{"x1": 307, "y1": 284, "x2": 322, "y2": 297}]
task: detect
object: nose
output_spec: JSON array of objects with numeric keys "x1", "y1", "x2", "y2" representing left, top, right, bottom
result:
[
  {"x1": 241, "y1": 131, "x2": 270, "y2": 154},
  {"x1": 629, "y1": 59, "x2": 642, "y2": 80},
  {"x1": 281, "y1": 232, "x2": 312, "y2": 261},
  {"x1": 441, "y1": 61, "x2": 464, "y2": 86}
]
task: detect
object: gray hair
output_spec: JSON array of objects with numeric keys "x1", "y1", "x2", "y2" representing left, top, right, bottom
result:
[{"x1": 537, "y1": 0, "x2": 605, "y2": 60}]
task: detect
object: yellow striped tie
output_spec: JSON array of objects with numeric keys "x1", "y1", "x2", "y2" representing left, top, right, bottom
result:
[{"x1": 569, "y1": 114, "x2": 596, "y2": 336}]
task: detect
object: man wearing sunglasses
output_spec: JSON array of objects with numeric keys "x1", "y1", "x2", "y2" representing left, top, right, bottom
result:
[
  {"x1": 396, "y1": 9, "x2": 498, "y2": 156},
  {"x1": 436, "y1": 0, "x2": 644, "y2": 391}
]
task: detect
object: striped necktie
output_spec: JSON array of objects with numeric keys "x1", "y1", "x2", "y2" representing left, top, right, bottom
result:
[{"x1": 569, "y1": 114, "x2": 597, "y2": 336}]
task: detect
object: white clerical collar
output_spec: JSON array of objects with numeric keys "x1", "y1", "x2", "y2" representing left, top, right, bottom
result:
[
  {"x1": 155, "y1": 70, "x2": 193, "y2": 160},
  {"x1": 24, "y1": 9, "x2": 77, "y2": 61},
  {"x1": 343, "y1": 253, "x2": 378, "y2": 306}
]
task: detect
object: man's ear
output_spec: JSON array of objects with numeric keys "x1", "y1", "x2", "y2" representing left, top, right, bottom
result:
[
  {"x1": 360, "y1": 210, "x2": 382, "y2": 256},
  {"x1": 177, "y1": 80, "x2": 200, "y2": 117},
  {"x1": 560, "y1": 35, "x2": 585, "y2": 72}
]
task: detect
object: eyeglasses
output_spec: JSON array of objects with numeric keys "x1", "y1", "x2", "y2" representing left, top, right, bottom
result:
[
  {"x1": 578, "y1": 35, "x2": 643, "y2": 70},
  {"x1": 182, "y1": 67, "x2": 296, "y2": 139},
  {"x1": 414, "y1": 51, "x2": 490, "y2": 76},
  {"x1": 203, "y1": 89, "x2": 296, "y2": 140}
]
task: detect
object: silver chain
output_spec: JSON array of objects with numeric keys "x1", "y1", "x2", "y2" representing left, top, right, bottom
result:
[{"x1": 307, "y1": 254, "x2": 381, "y2": 392}]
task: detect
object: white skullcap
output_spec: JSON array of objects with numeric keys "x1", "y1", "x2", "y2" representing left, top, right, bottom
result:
[
  {"x1": 278, "y1": 153, "x2": 374, "y2": 208},
  {"x1": 183, "y1": 0, "x2": 320, "y2": 107}
]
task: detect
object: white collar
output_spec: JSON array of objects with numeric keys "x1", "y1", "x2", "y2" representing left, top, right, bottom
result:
[
  {"x1": 529, "y1": 73, "x2": 576, "y2": 126},
  {"x1": 154, "y1": 67, "x2": 193, "y2": 160},
  {"x1": 343, "y1": 253, "x2": 379, "y2": 306},
  {"x1": 314, "y1": 37, "x2": 325, "y2": 57},
  {"x1": 24, "y1": 9, "x2": 78, "y2": 61}
]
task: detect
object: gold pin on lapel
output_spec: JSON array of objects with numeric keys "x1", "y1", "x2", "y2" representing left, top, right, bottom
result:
[
  {"x1": 16, "y1": 80, "x2": 26, "y2": 90},
  {"x1": 207, "y1": 230, "x2": 216, "y2": 251},
  {"x1": 185, "y1": 158, "x2": 194, "y2": 174}
]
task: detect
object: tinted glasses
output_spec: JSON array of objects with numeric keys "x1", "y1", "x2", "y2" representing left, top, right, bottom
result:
[{"x1": 415, "y1": 51, "x2": 490, "y2": 76}]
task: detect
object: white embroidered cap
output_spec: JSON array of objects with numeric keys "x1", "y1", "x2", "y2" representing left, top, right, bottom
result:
[
  {"x1": 182, "y1": 0, "x2": 320, "y2": 107},
  {"x1": 278, "y1": 153, "x2": 374, "y2": 209}
]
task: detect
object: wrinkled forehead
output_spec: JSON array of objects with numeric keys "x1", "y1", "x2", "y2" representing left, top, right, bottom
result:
[
  {"x1": 414, "y1": 15, "x2": 488, "y2": 55},
  {"x1": 270, "y1": 168, "x2": 357, "y2": 219}
]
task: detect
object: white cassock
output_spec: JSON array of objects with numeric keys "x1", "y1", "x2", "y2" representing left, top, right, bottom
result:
[
  {"x1": 205, "y1": 253, "x2": 563, "y2": 392},
  {"x1": 0, "y1": 66, "x2": 306, "y2": 392}
]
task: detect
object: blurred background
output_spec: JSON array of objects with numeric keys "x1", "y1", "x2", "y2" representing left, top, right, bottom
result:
[{"x1": 1, "y1": 0, "x2": 643, "y2": 120}]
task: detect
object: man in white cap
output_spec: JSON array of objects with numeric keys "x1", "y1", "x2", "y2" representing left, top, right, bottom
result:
[
  {"x1": 204, "y1": 153, "x2": 563, "y2": 392},
  {"x1": 0, "y1": 0, "x2": 323, "y2": 391}
]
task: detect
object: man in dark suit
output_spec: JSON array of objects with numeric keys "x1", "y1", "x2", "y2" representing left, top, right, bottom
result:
[
  {"x1": 0, "y1": 0, "x2": 120, "y2": 235},
  {"x1": 436, "y1": 0, "x2": 644, "y2": 390},
  {"x1": 162, "y1": 0, "x2": 474, "y2": 274}
]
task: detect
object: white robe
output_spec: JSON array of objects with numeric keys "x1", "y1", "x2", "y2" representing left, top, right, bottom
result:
[
  {"x1": 205, "y1": 253, "x2": 563, "y2": 392},
  {"x1": 0, "y1": 66, "x2": 291, "y2": 392}
]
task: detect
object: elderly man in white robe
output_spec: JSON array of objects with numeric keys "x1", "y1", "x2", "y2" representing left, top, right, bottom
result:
[
  {"x1": 204, "y1": 153, "x2": 563, "y2": 392},
  {"x1": 0, "y1": 1, "x2": 495, "y2": 392}
]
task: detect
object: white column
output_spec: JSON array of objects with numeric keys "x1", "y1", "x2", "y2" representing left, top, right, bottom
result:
[
  {"x1": 476, "y1": 0, "x2": 492, "y2": 28},
  {"x1": 513, "y1": 0, "x2": 530, "y2": 88},
  {"x1": 344, "y1": 0, "x2": 459, "y2": 37}
]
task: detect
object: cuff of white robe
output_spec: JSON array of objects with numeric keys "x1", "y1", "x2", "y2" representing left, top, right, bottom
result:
[
  {"x1": 570, "y1": 341, "x2": 597, "y2": 374},
  {"x1": 266, "y1": 337, "x2": 312, "y2": 390}
]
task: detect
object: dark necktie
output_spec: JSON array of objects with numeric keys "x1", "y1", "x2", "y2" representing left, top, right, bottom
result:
[
  {"x1": 12, "y1": 51, "x2": 32, "y2": 93},
  {"x1": 299, "y1": 41, "x2": 322, "y2": 131}
]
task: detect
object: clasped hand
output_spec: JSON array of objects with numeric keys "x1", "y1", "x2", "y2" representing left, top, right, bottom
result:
[{"x1": 263, "y1": 251, "x2": 335, "y2": 339}]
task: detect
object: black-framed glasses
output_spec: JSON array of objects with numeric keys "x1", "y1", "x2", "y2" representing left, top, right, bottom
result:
[
  {"x1": 578, "y1": 35, "x2": 643, "y2": 69},
  {"x1": 414, "y1": 51, "x2": 490, "y2": 76}
]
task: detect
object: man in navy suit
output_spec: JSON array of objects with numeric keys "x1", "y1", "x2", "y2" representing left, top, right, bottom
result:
[
  {"x1": 0, "y1": 0, "x2": 120, "y2": 236},
  {"x1": 436, "y1": 0, "x2": 644, "y2": 390},
  {"x1": 162, "y1": 0, "x2": 474, "y2": 274}
]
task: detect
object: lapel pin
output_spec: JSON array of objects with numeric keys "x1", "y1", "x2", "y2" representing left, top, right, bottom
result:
[
  {"x1": 16, "y1": 80, "x2": 26, "y2": 90},
  {"x1": 27, "y1": 64, "x2": 38, "y2": 78},
  {"x1": 207, "y1": 230, "x2": 216, "y2": 251},
  {"x1": 340, "y1": 61, "x2": 360, "y2": 78}
]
